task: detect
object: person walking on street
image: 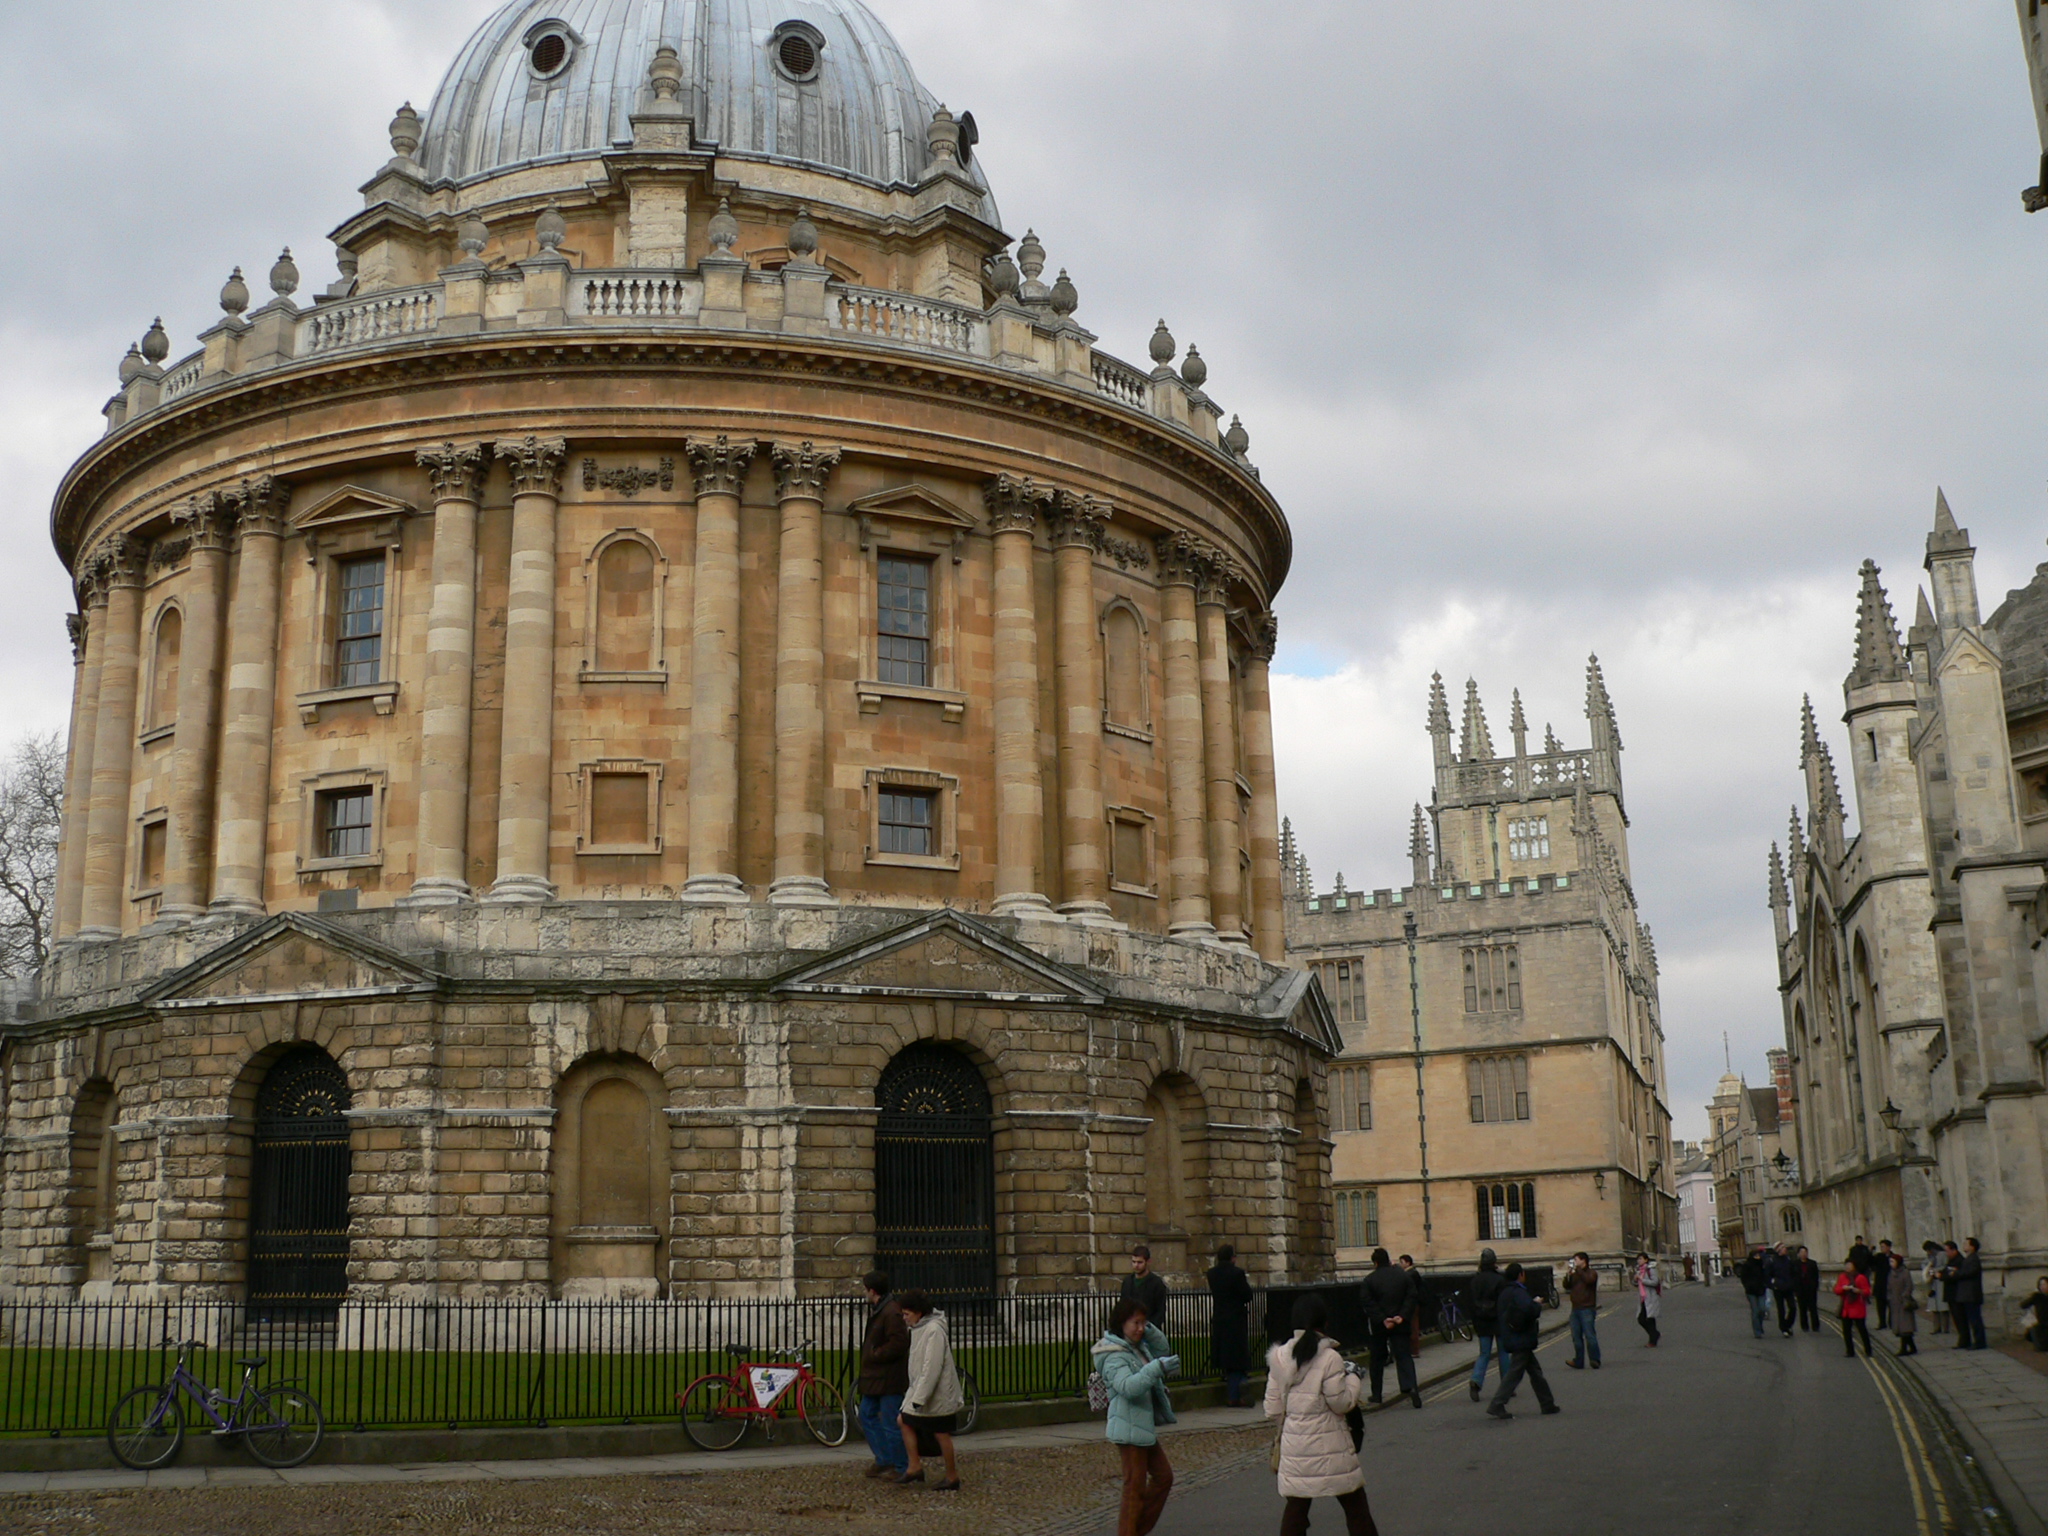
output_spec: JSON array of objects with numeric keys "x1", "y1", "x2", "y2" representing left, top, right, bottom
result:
[
  {"x1": 856, "y1": 1271, "x2": 911, "y2": 1481},
  {"x1": 1923, "y1": 1242, "x2": 1951, "y2": 1336},
  {"x1": 1835, "y1": 1262, "x2": 1874, "y2": 1357},
  {"x1": 1486, "y1": 1262, "x2": 1560, "y2": 1420},
  {"x1": 1208, "y1": 1244, "x2": 1255, "y2": 1408},
  {"x1": 1950, "y1": 1238, "x2": 1988, "y2": 1350},
  {"x1": 1796, "y1": 1246, "x2": 1822, "y2": 1333},
  {"x1": 1095, "y1": 1297, "x2": 1181, "y2": 1536},
  {"x1": 1850, "y1": 1235, "x2": 1874, "y2": 1278},
  {"x1": 1361, "y1": 1247, "x2": 1422, "y2": 1409},
  {"x1": 1399, "y1": 1255, "x2": 1425, "y2": 1358},
  {"x1": 1767, "y1": 1242, "x2": 1798, "y2": 1338},
  {"x1": 1886, "y1": 1255, "x2": 1919, "y2": 1356},
  {"x1": 1872, "y1": 1241, "x2": 1898, "y2": 1330},
  {"x1": 1635, "y1": 1252, "x2": 1663, "y2": 1347},
  {"x1": 1564, "y1": 1252, "x2": 1601, "y2": 1370},
  {"x1": 1466, "y1": 1248, "x2": 1507, "y2": 1401},
  {"x1": 1738, "y1": 1247, "x2": 1770, "y2": 1338},
  {"x1": 1120, "y1": 1246, "x2": 1169, "y2": 1330},
  {"x1": 1265, "y1": 1295, "x2": 1380, "y2": 1536},
  {"x1": 896, "y1": 1290, "x2": 966, "y2": 1491}
]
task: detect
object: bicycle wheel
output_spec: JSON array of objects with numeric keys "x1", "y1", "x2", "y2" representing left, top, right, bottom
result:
[
  {"x1": 679, "y1": 1373, "x2": 751, "y2": 1451},
  {"x1": 797, "y1": 1375, "x2": 847, "y2": 1447},
  {"x1": 107, "y1": 1385, "x2": 185, "y2": 1470},
  {"x1": 957, "y1": 1371, "x2": 979, "y2": 1435},
  {"x1": 245, "y1": 1386, "x2": 324, "y2": 1468}
]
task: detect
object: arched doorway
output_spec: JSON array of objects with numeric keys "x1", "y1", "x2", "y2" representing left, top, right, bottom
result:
[
  {"x1": 875, "y1": 1043, "x2": 994, "y2": 1298},
  {"x1": 249, "y1": 1047, "x2": 352, "y2": 1310}
]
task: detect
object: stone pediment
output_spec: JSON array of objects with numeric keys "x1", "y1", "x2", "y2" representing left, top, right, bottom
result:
[
  {"x1": 848, "y1": 485, "x2": 977, "y2": 534},
  {"x1": 143, "y1": 913, "x2": 436, "y2": 1005},
  {"x1": 291, "y1": 485, "x2": 416, "y2": 534},
  {"x1": 1261, "y1": 966, "x2": 1342, "y2": 1054},
  {"x1": 774, "y1": 910, "x2": 1101, "y2": 1004}
]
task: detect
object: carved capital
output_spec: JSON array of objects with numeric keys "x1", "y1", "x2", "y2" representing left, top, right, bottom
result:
[
  {"x1": 770, "y1": 441, "x2": 842, "y2": 503},
  {"x1": 1049, "y1": 489, "x2": 1110, "y2": 552},
  {"x1": 417, "y1": 442, "x2": 490, "y2": 504},
  {"x1": 227, "y1": 475, "x2": 286, "y2": 539},
  {"x1": 685, "y1": 434, "x2": 758, "y2": 499},
  {"x1": 172, "y1": 491, "x2": 233, "y2": 554},
  {"x1": 983, "y1": 474, "x2": 1055, "y2": 536},
  {"x1": 98, "y1": 533, "x2": 147, "y2": 589},
  {"x1": 494, "y1": 436, "x2": 567, "y2": 498},
  {"x1": 75, "y1": 549, "x2": 112, "y2": 607},
  {"x1": 1247, "y1": 609, "x2": 1278, "y2": 663},
  {"x1": 1155, "y1": 531, "x2": 1207, "y2": 588},
  {"x1": 65, "y1": 611, "x2": 86, "y2": 663},
  {"x1": 1195, "y1": 549, "x2": 1240, "y2": 608}
]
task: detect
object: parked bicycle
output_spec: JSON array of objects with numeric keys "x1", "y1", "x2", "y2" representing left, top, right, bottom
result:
[
  {"x1": 678, "y1": 1338, "x2": 848, "y2": 1451},
  {"x1": 1437, "y1": 1294, "x2": 1474, "y2": 1344},
  {"x1": 107, "y1": 1338, "x2": 324, "y2": 1470}
]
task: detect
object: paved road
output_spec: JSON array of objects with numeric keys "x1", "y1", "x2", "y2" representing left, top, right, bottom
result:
[{"x1": 1153, "y1": 1283, "x2": 2001, "y2": 1536}]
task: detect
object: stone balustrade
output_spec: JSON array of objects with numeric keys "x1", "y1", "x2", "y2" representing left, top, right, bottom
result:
[{"x1": 106, "y1": 268, "x2": 1232, "y2": 459}]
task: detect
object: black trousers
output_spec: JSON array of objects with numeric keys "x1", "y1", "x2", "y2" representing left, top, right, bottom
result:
[
  {"x1": 1280, "y1": 1490, "x2": 1379, "y2": 1536},
  {"x1": 1366, "y1": 1324, "x2": 1417, "y2": 1399},
  {"x1": 1773, "y1": 1292, "x2": 1797, "y2": 1333},
  {"x1": 1488, "y1": 1348, "x2": 1555, "y2": 1412},
  {"x1": 1842, "y1": 1315, "x2": 1873, "y2": 1356},
  {"x1": 1797, "y1": 1292, "x2": 1821, "y2": 1331},
  {"x1": 1873, "y1": 1285, "x2": 1890, "y2": 1331}
]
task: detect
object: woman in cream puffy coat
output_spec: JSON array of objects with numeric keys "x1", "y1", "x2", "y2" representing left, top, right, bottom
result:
[{"x1": 1264, "y1": 1295, "x2": 1378, "y2": 1536}]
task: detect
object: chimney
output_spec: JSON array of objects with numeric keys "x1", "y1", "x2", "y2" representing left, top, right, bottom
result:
[{"x1": 1767, "y1": 1047, "x2": 1795, "y2": 1126}]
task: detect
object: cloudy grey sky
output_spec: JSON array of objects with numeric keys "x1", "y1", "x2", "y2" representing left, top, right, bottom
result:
[{"x1": 1, "y1": 1, "x2": 2041, "y2": 1139}]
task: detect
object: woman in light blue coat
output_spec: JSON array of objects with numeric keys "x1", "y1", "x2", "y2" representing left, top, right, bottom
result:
[{"x1": 1092, "y1": 1297, "x2": 1181, "y2": 1536}]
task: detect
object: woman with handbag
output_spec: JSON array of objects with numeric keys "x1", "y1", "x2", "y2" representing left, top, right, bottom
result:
[
  {"x1": 1264, "y1": 1294, "x2": 1378, "y2": 1536},
  {"x1": 895, "y1": 1290, "x2": 967, "y2": 1490},
  {"x1": 1886, "y1": 1254, "x2": 1919, "y2": 1356},
  {"x1": 1093, "y1": 1297, "x2": 1181, "y2": 1536}
]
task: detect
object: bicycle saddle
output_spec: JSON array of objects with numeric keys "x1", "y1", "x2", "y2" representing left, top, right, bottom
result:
[{"x1": 236, "y1": 1355, "x2": 267, "y2": 1369}]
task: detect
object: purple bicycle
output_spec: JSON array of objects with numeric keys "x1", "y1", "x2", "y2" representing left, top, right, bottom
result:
[{"x1": 106, "y1": 1337, "x2": 323, "y2": 1470}]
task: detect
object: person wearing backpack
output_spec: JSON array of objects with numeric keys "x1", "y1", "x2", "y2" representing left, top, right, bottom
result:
[
  {"x1": 1265, "y1": 1293, "x2": 1378, "y2": 1536},
  {"x1": 1465, "y1": 1248, "x2": 1506, "y2": 1402},
  {"x1": 1093, "y1": 1297, "x2": 1181, "y2": 1536}
]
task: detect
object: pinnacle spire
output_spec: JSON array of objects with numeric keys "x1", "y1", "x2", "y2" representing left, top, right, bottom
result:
[
  {"x1": 1585, "y1": 655, "x2": 1621, "y2": 752},
  {"x1": 1799, "y1": 695, "x2": 1822, "y2": 764},
  {"x1": 1408, "y1": 803, "x2": 1430, "y2": 860},
  {"x1": 1426, "y1": 673, "x2": 1452, "y2": 737},
  {"x1": 1460, "y1": 678, "x2": 1495, "y2": 760},
  {"x1": 1510, "y1": 689, "x2": 1528, "y2": 757},
  {"x1": 1934, "y1": 486, "x2": 1957, "y2": 535},
  {"x1": 1850, "y1": 559, "x2": 1908, "y2": 686},
  {"x1": 1787, "y1": 805, "x2": 1807, "y2": 861},
  {"x1": 1913, "y1": 586, "x2": 1935, "y2": 634},
  {"x1": 1768, "y1": 842, "x2": 1788, "y2": 909},
  {"x1": 1544, "y1": 722, "x2": 1560, "y2": 754}
]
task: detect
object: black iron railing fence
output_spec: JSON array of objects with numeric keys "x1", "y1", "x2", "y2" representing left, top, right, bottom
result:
[{"x1": 0, "y1": 1288, "x2": 1261, "y2": 1436}]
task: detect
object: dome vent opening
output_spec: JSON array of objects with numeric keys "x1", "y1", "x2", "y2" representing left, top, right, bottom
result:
[
  {"x1": 525, "y1": 23, "x2": 574, "y2": 78},
  {"x1": 773, "y1": 23, "x2": 823, "y2": 82}
]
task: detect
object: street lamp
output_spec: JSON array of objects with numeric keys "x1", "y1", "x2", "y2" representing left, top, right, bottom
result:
[
  {"x1": 1879, "y1": 1099, "x2": 1902, "y2": 1133},
  {"x1": 1772, "y1": 1149, "x2": 1791, "y2": 1175}
]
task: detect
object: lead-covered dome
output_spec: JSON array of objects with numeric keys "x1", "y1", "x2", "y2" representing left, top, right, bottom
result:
[{"x1": 420, "y1": 0, "x2": 996, "y2": 211}]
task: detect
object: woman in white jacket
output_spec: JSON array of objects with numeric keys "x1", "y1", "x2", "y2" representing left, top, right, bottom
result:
[
  {"x1": 896, "y1": 1290, "x2": 966, "y2": 1491},
  {"x1": 1264, "y1": 1295, "x2": 1378, "y2": 1536}
]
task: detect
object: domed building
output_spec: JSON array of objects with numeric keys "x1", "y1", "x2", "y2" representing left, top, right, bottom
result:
[{"x1": 8, "y1": 0, "x2": 1333, "y2": 1306}]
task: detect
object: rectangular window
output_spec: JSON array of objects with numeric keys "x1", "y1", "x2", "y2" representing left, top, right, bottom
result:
[
  {"x1": 1333, "y1": 1065, "x2": 1371, "y2": 1132},
  {"x1": 1468, "y1": 1054, "x2": 1532, "y2": 1123},
  {"x1": 1335, "y1": 1188, "x2": 1379, "y2": 1249},
  {"x1": 876, "y1": 555, "x2": 933, "y2": 686},
  {"x1": 139, "y1": 820, "x2": 167, "y2": 892},
  {"x1": 1476, "y1": 1181, "x2": 1539, "y2": 1241},
  {"x1": 335, "y1": 555, "x2": 386, "y2": 687},
  {"x1": 1111, "y1": 816, "x2": 1151, "y2": 891},
  {"x1": 1508, "y1": 816, "x2": 1550, "y2": 862},
  {"x1": 589, "y1": 771, "x2": 651, "y2": 848},
  {"x1": 319, "y1": 787, "x2": 375, "y2": 860},
  {"x1": 878, "y1": 788, "x2": 937, "y2": 857},
  {"x1": 1461, "y1": 945, "x2": 1521, "y2": 1013}
]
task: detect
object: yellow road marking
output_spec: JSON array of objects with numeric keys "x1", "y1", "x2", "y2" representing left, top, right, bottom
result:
[{"x1": 1834, "y1": 1319, "x2": 1944, "y2": 1536}]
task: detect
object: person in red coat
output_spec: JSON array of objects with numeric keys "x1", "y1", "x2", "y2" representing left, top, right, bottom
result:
[{"x1": 1834, "y1": 1264, "x2": 1874, "y2": 1358}]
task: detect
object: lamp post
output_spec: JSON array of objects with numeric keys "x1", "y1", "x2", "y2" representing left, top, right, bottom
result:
[{"x1": 1405, "y1": 908, "x2": 1431, "y2": 1252}]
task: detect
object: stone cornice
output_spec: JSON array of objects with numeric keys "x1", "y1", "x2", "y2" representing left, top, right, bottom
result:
[{"x1": 53, "y1": 332, "x2": 1288, "y2": 595}]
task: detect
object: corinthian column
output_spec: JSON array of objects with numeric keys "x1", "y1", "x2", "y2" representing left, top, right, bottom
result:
[
  {"x1": 78, "y1": 537, "x2": 146, "y2": 940},
  {"x1": 409, "y1": 443, "x2": 489, "y2": 905},
  {"x1": 1051, "y1": 492, "x2": 1114, "y2": 925},
  {"x1": 769, "y1": 442, "x2": 839, "y2": 907},
  {"x1": 486, "y1": 436, "x2": 566, "y2": 904},
  {"x1": 55, "y1": 588, "x2": 104, "y2": 942},
  {"x1": 157, "y1": 494, "x2": 232, "y2": 924},
  {"x1": 1196, "y1": 551, "x2": 1247, "y2": 947},
  {"x1": 1243, "y1": 609, "x2": 1285, "y2": 961},
  {"x1": 985, "y1": 476, "x2": 1056, "y2": 919},
  {"x1": 1156, "y1": 534, "x2": 1213, "y2": 938},
  {"x1": 210, "y1": 478, "x2": 285, "y2": 916},
  {"x1": 682, "y1": 434, "x2": 756, "y2": 905}
]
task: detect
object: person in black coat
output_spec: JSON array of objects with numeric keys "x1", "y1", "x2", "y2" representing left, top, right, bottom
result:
[
  {"x1": 1737, "y1": 1248, "x2": 1770, "y2": 1339},
  {"x1": 1947, "y1": 1238, "x2": 1988, "y2": 1351},
  {"x1": 1467, "y1": 1248, "x2": 1507, "y2": 1402},
  {"x1": 1206, "y1": 1244, "x2": 1254, "y2": 1407},
  {"x1": 1485, "y1": 1263, "x2": 1559, "y2": 1421},
  {"x1": 1795, "y1": 1245, "x2": 1822, "y2": 1333},
  {"x1": 1766, "y1": 1243, "x2": 1798, "y2": 1337},
  {"x1": 1360, "y1": 1247, "x2": 1422, "y2": 1409}
]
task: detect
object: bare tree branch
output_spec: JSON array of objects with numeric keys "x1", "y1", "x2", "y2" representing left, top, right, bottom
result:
[{"x1": 0, "y1": 733, "x2": 64, "y2": 979}]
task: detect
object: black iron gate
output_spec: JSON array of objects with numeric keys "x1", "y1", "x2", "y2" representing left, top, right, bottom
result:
[
  {"x1": 248, "y1": 1047, "x2": 352, "y2": 1310},
  {"x1": 875, "y1": 1043, "x2": 995, "y2": 1298}
]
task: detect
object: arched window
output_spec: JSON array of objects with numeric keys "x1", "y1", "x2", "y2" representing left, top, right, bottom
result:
[
  {"x1": 583, "y1": 532, "x2": 666, "y2": 680},
  {"x1": 875, "y1": 1043, "x2": 995, "y2": 1298},
  {"x1": 1475, "y1": 1181, "x2": 1539, "y2": 1241},
  {"x1": 1139, "y1": 1074, "x2": 1209, "y2": 1279},
  {"x1": 1781, "y1": 1206, "x2": 1803, "y2": 1233},
  {"x1": 1290, "y1": 1078, "x2": 1326, "y2": 1268},
  {"x1": 248, "y1": 1047, "x2": 352, "y2": 1310},
  {"x1": 1101, "y1": 603, "x2": 1147, "y2": 732},
  {"x1": 148, "y1": 606, "x2": 181, "y2": 730},
  {"x1": 69, "y1": 1080, "x2": 118, "y2": 1290},
  {"x1": 551, "y1": 1055, "x2": 670, "y2": 1298}
]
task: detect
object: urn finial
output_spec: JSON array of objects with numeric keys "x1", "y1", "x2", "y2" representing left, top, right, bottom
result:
[
  {"x1": 1181, "y1": 345, "x2": 1208, "y2": 390},
  {"x1": 1149, "y1": 320, "x2": 1176, "y2": 366},
  {"x1": 141, "y1": 318, "x2": 170, "y2": 365},
  {"x1": 648, "y1": 45, "x2": 685, "y2": 102},
  {"x1": 536, "y1": 207, "x2": 567, "y2": 254},
  {"x1": 270, "y1": 248, "x2": 299, "y2": 298},
  {"x1": 220, "y1": 267, "x2": 250, "y2": 317},
  {"x1": 389, "y1": 102, "x2": 423, "y2": 160},
  {"x1": 708, "y1": 198, "x2": 740, "y2": 254},
  {"x1": 118, "y1": 343, "x2": 145, "y2": 385},
  {"x1": 1049, "y1": 269, "x2": 1079, "y2": 318},
  {"x1": 458, "y1": 216, "x2": 489, "y2": 260},
  {"x1": 1225, "y1": 415, "x2": 1251, "y2": 456},
  {"x1": 787, "y1": 205, "x2": 819, "y2": 261}
]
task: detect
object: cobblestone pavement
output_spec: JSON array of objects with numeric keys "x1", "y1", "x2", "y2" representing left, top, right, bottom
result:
[{"x1": 0, "y1": 1423, "x2": 1272, "y2": 1536}]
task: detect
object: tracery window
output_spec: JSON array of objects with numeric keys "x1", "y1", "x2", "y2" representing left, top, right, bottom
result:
[
  {"x1": 1316, "y1": 959, "x2": 1367, "y2": 1024},
  {"x1": 1333, "y1": 1065, "x2": 1372, "y2": 1132},
  {"x1": 1508, "y1": 817, "x2": 1549, "y2": 862},
  {"x1": 1468, "y1": 1054, "x2": 1532, "y2": 1123},
  {"x1": 1475, "y1": 1181, "x2": 1538, "y2": 1241},
  {"x1": 1336, "y1": 1188, "x2": 1378, "y2": 1249},
  {"x1": 1462, "y1": 945, "x2": 1522, "y2": 1013}
]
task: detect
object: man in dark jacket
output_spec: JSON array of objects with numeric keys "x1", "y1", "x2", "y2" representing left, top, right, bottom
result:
[
  {"x1": 1206, "y1": 1244, "x2": 1254, "y2": 1407},
  {"x1": 1564, "y1": 1251, "x2": 1601, "y2": 1370},
  {"x1": 1872, "y1": 1240, "x2": 1898, "y2": 1330},
  {"x1": 1737, "y1": 1247, "x2": 1770, "y2": 1339},
  {"x1": 1486, "y1": 1263, "x2": 1559, "y2": 1420},
  {"x1": 1767, "y1": 1243, "x2": 1799, "y2": 1338},
  {"x1": 1467, "y1": 1248, "x2": 1507, "y2": 1402},
  {"x1": 1950, "y1": 1238, "x2": 1988, "y2": 1350},
  {"x1": 1849, "y1": 1236, "x2": 1874, "y2": 1279},
  {"x1": 1795, "y1": 1245, "x2": 1822, "y2": 1332},
  {"x1": 856, "y1": 1271, "x2": 910, "y2": 1479},
  {"x1": 1119, "y1": 1245, "x2": 1169, "y2": 1327},
  {"x1": 1362, "y1": 1247, "x2": 1422, "y2": 1408}
]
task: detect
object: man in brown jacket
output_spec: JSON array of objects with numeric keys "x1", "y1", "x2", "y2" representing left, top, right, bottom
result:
[
  {"x1": 857, "y1": 1271, "x2": 911, "y2": 1479},
  {"x1": 1564, "y1": 1252, "x2": 1601, "y2": 1370}
]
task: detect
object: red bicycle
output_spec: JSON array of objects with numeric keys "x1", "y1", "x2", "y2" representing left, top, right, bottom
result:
[{"x1": 677, "y1": 1338, "x2": 848, "y2": 1451}]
